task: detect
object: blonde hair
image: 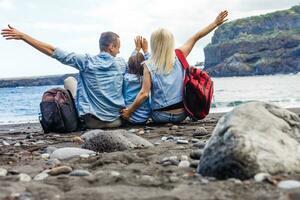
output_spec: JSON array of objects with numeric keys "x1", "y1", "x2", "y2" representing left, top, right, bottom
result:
[{"x1": 149, "y1": 28, "x2": 175, "y2": 74}]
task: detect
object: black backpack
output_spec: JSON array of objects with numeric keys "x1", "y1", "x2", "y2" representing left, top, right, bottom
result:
[{"x1": 39, "y1": 88, "x2": 79, "y2": 133}]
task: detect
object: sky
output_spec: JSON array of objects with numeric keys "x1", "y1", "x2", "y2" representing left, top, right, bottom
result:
[{"x1": 0, "y1": 0, "x2": 299, "y2": 78}]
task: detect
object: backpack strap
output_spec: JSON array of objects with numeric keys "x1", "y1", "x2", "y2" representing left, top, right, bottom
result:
[{"x1": 175, "y1": 49, "x2": 189, "y2": 70}]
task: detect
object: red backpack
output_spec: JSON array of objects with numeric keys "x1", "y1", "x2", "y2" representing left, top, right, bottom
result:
[{"x1": 175, "y1": 49, "x2": 214, "y2": 120}]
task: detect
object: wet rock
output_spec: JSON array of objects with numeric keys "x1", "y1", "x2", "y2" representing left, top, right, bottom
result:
[
  {"x1": 48, "y1": 166, "x2": 72, "y2": 176},
  {"x1": 278, "y1": 180, "x2": 300, "y2": 190},
  {"x1": 18, "y1": 173, "x2": 32, "y2": 182},
  {"x1": 178, "y1": 160, "x2": 190, "y2": 168},
  {"x1": 190, "y1": 160, "x2": 199, "y2": 169},
  {"x1": 254, "y1": 172, "x2": 271, "y2": 183},
  {"x1": 70, "y1": 169, "x2": 91, "y2": 177},
  {"x1": 177, "y1": 139, "x2": 189, "y2": 144},
  {"x1": 50, "y1": 147, "x2": 96, "y2": 160},
  {"x1": 34, "y1": 171, "x2": 49, "y2": 181},
  {"x1": 0, "y1": 168, "x2": 8, "y2": 176},
  {"x1": 198, "y1": 102, "x2": 300, "y2": 180},
  {"x1": 190, "y1": 149, "x2": 204, "y2": 160},
  {"x1": 193, "y1": 127, "x2": 209, "y2": 137},
  {"x1": 81, "y1": 129, "x2": 153, "y2": 153}
]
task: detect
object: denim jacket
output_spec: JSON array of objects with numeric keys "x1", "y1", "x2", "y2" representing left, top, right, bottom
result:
[
  {"x1": 52, "y1": 48, "x2": 126, "y2": 122},
  {"x1": 145, "y1": 57, "x2": 184, "y2": 110}
]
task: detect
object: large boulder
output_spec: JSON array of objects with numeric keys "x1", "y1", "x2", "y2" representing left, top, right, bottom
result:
[
  {"x1": 81, "y1": 129, "x2": 153, "y2": 153},
  {"x1": 197, "y1": 102, "x2": 300, "y2": 180}
]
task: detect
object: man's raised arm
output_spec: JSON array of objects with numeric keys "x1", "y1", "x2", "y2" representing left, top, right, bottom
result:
[{"x1": 1, "y1": 24, "x2": 55, "y2": 56}]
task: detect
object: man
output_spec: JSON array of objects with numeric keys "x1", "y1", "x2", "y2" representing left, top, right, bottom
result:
[{"x1": 1, "y1": 25, "x2": 126, "y2": 129}]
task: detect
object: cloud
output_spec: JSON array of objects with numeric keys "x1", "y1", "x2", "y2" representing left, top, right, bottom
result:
[{"x1": 0, "y1": 0, "x2": 15, "y2": 10}]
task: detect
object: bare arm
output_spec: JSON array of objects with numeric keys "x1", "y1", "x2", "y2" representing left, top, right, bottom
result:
[
  {"x1": 1, "y1": 24, "x2": 55, "y2": 56},
  {"x1": 121, "y1": 65, "x2": 151, "y2": 119},
  {"x1": 179, "y1": 10, "x2": 228, "y2": 57}
]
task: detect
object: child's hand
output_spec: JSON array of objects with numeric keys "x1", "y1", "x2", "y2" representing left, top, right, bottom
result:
[
  {"x1": 120, "y1": 108, "x2": 133, "y2": 120},
  {"x1": 141, "y1": 38, "x2": 148, "y2": 54},
  {"x1": 134, "y1": 36, "x2": 142, "y2": 52},
  {"x1": 214, "y1": 10, "x2": 228, "y2": 26}
]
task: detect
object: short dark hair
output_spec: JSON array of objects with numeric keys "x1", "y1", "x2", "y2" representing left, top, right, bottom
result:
[
  {"x1": 128, "y1": 52, "x2": 145, "y2": 76},
  {"x1": 99, "y1": 32, "x2": 119, "y2": 51}
]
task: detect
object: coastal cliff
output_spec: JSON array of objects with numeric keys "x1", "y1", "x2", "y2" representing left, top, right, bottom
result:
[{"x1": 204, "y1": 5, "x2": 300, "y2": 77}]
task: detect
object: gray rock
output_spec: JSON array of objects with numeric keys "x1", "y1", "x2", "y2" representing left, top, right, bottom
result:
[
  {"x1": 198, "y1": 102, "x2": 300, "y2": 180},
  {"x1": 190, "y1": 149, "x2": 204, "y2": 160},
  {"x1": 278, "y1": 180, "x2": 300, "y2": 190},
  {"x1": 160, "y1": 156, "x2": 179, "y2": 166},
  {"x1": 18, "y1": 173, "x2": 32, "y2": 182},
  {"x1": 254, "y1": 172, "x2": 271, "y2": 183},
  {"x1": 2, "y1": 140, "x2": 10, "y2": 146},
  {"x1": 193, "y1": 141, "x2": 206, "y2": 148},
  {"x1": 81, "y1": 129, "x2": 153, "y2": 153},
  {"x1": 46, "y1": 158, "x2": 61, "y2": 167},
  {"x1": 177, "y1": 139, "x2": 189, "y2": 144},
  {"x1": 43, "y1": 146, "x2": 58, "y2": 154},
  {"x1": 70, "y1": 169, "x2": 91, "y2": 177},
  {"x1": 170, "y1": 125, "x2": 179, "y2": 130},
  {"x1": 0, "y1": 168, "x2": 8, "y2": 176},
  {"x1": 190, "y1": 160, "x2": 199, "y2": 169},
  {"x1": 178, "y1": 160, "x2": 190, "y2": 168},
  {"x1": 34, "y1": 171, "x2": 49, "y2": 181},
  {"x1": 191, "y1": 138, "x2": 201, "y2": 143},
  {"x1": 48, "y1": 166, "x2": 72, "y2": 176},
  {"x1": 50, "y1": 147, "x2": 96, "y2": 160}
]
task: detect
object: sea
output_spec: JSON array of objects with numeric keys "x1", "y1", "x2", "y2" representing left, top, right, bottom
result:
[{"x1": 0, "y1": 74, "x2": 299, "y2": 124}]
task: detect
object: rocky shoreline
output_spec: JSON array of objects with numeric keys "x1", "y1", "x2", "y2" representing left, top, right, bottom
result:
[{"x1": 0, "y1": 108, "x2": 300, "y2": 200}]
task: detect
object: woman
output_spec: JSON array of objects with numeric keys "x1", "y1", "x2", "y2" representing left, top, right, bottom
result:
[{"x1": 121, "y1": 11, "x2": 228, "y2": 124}]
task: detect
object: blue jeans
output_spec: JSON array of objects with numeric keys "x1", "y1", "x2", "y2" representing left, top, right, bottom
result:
[{"x1": 152, "y1": 111, "x2": 187, "y2": 124}]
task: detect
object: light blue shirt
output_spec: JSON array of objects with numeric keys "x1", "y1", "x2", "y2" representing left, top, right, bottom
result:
[
  {"x1": 146, "y1": 57, "x2": 185, "y2": 110},
  {"x1": 52, "y1": 48, "x2": 126, "y2": 122},
  {"x1": 122, "y1": 50, "x2": 151, "y2": 123}
]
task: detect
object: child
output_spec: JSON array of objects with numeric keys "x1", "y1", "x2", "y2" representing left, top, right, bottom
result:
[{"x1": 123, "y1": 36, "x2": 151, "y2": 124}]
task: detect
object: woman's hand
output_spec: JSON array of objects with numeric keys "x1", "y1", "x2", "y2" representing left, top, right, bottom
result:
[
  {"x1": 141, "y1": 38, "x2": 148, "y2": 54},
  {"x1": 120, "y1": 108, "x2": 133, "y2": 120},
  {"x1": 134, "y1": 36, "x2": 142, "y2": 52},
  {"x1": 1, "y1": 24, "x2": 24, "y2": 40},
  {"x1": 214, "y1": 10, "x2": 228, "y2": 26}
]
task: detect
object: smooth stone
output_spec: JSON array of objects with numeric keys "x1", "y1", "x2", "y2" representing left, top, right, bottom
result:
[
  {"x1": 254, "y1": 172, "x2": 271, "y2": 183},
  {"x1": 138, "y1": 130, "x2": 145, "y2": 135},
  {"x1": 198, "y1": 102, "x2": 300, "y2": 180},
  {"x1": 48, "y1": 166, "x2": 72, "y2": 176},
  {"x1": 190, "y1": 149, "x2": 204, "y2": 160},
  {"x1": 18, "y1": 173, "x2": 32, "y2": 182},
  {"x1": 41, "y1": 153, "x2": 50, "y2": 160},
  {"x1": 278, "y1": 180, "x2": 300, "y2": 190},
  {"x1": 0, "y1": 168, "x2": 8, "y2": 176},
  {"x1": 14, "y1": 142, "x2": 21, "y2": 147},
  {"x1": 190, "y1": 160, "x2": 199, "y2": 169},
  {"x1": 34, "y1": 171, "x2": 49, "y2": 181},
  {"x1": 81, "y1": 129, "x2": 153, "y2": 153},
  {"x1": 70, "y1": 169, "x2": 91, "y2": 177},
  {"x1": 191, "y1": 138, "x2": 201, "y2": 143},
  {"x1": 26, "y1": 133, "x2": 33, "y2": 139},
  {"x1": 110, "y1": 171, "x2": 120, "y2": 177},
  {"x1": 193, "y1": 141, "x2": 206, "y2": 148},
  {"x1": 3, "y1": 140, "x2": 10, "y2": 146},
  {"x1": 80, "y1": 154, "x2": 90, "y2": 159},
  {"x1": 50, "y1": 147, "x2": 96, "y2": 160},
  {"x1": 129, "y1": 129, "x2": 139, "y2": 133},
  {"x1": 181, "y1": 155, "x2": 189, "y2": 161},
  {"x1": 228, "y1": 178, "x2": 243, "y2": 184},
  {"x1": 160, "y1": 156, "x2": 179, "y2": 166},
  {"x1": 177, "y1": 139, "x2": 189, "y2": 144},
  {"x1": 178, "y1": 160, "x2": 190, "y2": 168}
]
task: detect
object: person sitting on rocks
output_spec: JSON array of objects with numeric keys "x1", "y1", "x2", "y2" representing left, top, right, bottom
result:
[
  {"x1": 121, "y1": 10, "x2": 228, "y2": 124},
  {"x1": 123, "y1": 36, "x2": 151, "y2": 125},
  {"x1": 1, "y1": 25, "x2": 126, "y2": 129}
]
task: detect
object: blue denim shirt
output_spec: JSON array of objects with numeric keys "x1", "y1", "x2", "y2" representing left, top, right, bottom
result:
[
  {"x1": 145, "y1": 57, "x2": 184, "y2": 110},
  {"x1": 52, "y1": 48, "x2": 126, "y2": 122},
  {"x1": 122, "y1": 50, "x2": 151, "y2": 123}
]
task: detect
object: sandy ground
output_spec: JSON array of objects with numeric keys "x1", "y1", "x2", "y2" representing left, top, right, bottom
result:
[{"x1": 0, "y1": 110, "x2": 300, "y2": 200}]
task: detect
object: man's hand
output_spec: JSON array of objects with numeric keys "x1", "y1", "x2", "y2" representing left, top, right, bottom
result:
[
  {"x1": 134, "y1": 36, "x2": 142, "y2": 52},
  {"x1": 120, "y1": 108, "x2": 133, "y2": 120},
  {"x1": 214, "y1": 10, "x2": 228, "y2": 26},
  {"x1": 1, "y1": 24, "x2": 24, "y2": 40},
  {"x1": 141, "y1": 38, "x2": 148, "y2": 54}
]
